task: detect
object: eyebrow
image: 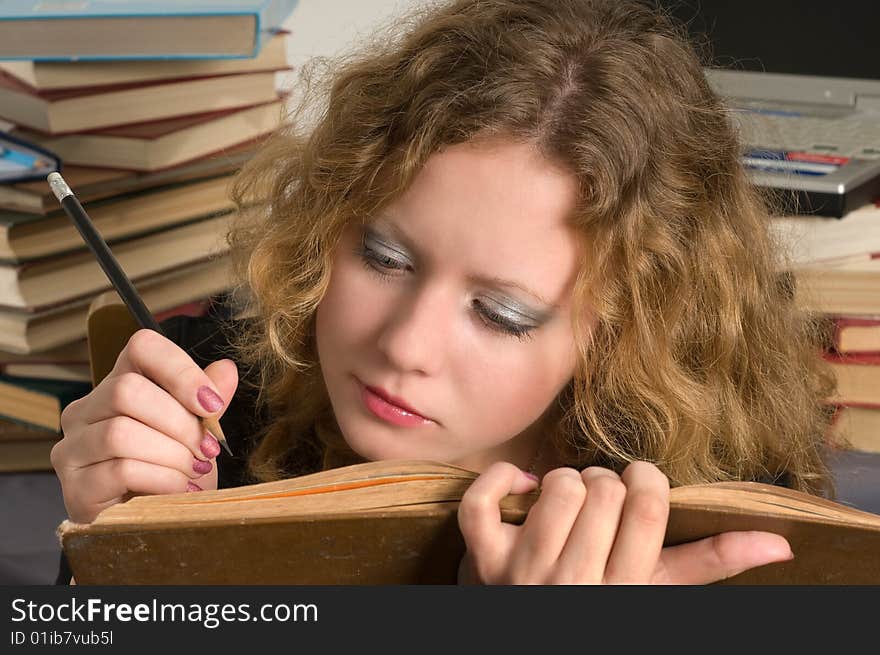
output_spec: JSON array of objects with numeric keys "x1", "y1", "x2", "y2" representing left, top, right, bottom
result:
[{"x1": 370, "y1": 217, "x2": 558, "y2": 309}]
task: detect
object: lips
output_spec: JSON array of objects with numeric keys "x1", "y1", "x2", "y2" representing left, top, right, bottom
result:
[
  {"x1": 356, "y1": 378, "x2": 435, "y2": 427},
  {"x1": 365, "y1": 385, "x2": 426, "y2": 417}
]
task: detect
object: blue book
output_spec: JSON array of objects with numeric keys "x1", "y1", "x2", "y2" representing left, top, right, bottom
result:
[{"x1": 0, "y1": 1, "x2": 299, "y2": 61}]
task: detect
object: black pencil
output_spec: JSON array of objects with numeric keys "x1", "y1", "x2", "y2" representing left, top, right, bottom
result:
[{"x1": 47, "y1": 171, "x2": 233, "y2": 457}]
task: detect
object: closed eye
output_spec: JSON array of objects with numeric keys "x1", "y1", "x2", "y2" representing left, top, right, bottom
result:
[{"x1": 356, "y1": 230, "x2": 536, "y2": 341}]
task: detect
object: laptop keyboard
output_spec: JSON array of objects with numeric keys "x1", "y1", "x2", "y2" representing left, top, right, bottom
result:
[{"x1": 732, "y1": 107, "x2": 880, "y2": 160}]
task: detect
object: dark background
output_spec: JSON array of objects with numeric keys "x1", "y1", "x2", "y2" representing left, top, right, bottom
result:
[{"x1": 658, "y1": 0, "x2": 880, "y2": 79}]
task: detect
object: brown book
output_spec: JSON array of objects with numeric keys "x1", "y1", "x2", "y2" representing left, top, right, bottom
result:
[
  {"x1": 0, "y1": 438, "x2": 57, "y2": 472},
  {"x1": 0, "y1": 415, "x2": 61, "y2": 471},
  {"x1": 0, "y1": 257, "x2": 232, "y2": 354},
  {"x1": 0, "y1": 339, "x2": 90, "y2": 382},
  {"x1": 0, "y1": 374, "x2": 90, "y2": 432},
  {"x1": 59, "y1": 459, "x2": 880, "y2": 585},
  {"x1": 0, "y1": 33, "x2": 288, "y2": 91},
  {"x1": 0, "y1": 174, "x2": 236, "y2": 263},
  {"x1": 0, "y1": 213, "x2": 232, "y2": 310},
  {"x1": 0, "y1": 5, "x2": 295, "y2": 60},
  {"x1": 13, "y1": 98, "x2": 284, "y2": 172},
  {"x1": 0, "y1": 69, "x2": 281, "y2": 134},
  {"x1": 0, "y1": 145, "x2": 253, "y2": 215}
]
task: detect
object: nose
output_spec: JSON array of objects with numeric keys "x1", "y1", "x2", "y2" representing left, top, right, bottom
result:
[{"x1": 375, "y1": 282, "x2": 453, "y2": 375}]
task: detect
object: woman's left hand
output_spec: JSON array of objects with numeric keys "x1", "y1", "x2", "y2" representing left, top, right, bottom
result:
[{"x1": 456, "y1": 460, "x2": 794, "y2": 584}]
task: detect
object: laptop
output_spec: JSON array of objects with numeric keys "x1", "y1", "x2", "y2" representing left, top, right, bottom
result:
[{"x1": 659, "y1": 1, "x2": 880, "y2": 217}]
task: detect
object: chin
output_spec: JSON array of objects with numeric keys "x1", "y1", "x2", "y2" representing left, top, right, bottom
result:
[{"x1": 337, "y1": 415, "x2": 447, "y2": 463}]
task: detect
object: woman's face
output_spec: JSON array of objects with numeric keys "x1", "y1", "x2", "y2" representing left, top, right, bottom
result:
[{"x1": 315, "y1": 139, "x2": 583, "y2": 472}]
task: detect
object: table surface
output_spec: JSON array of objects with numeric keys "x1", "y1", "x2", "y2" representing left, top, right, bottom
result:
[{"x1": 2, "y1": 449, "x2": 879, "y2": 585}]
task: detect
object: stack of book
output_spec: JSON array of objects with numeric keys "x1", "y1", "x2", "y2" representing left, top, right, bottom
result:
[
  {"x1": 771, "y1": 202, "x2": 880, "y2": 455},
  {"x1": 0, "y1": 1, "x2": 299, "y2": 470}
]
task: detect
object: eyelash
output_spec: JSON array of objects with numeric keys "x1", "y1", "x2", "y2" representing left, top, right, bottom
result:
[{"x1": 356, "y1": 243, "x2": 535, "y2": 341}]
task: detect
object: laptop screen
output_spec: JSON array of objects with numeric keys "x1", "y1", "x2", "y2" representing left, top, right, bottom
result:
[{"x1": 658, "y1": 1, "x2": 880, "y2": 82}]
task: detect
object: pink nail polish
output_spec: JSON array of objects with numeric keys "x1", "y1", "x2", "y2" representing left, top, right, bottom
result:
[
  {"x1": 193, "y1": 458, "x2": 212, "y2": 475},
  {"x1": 523, "y1": 470, "x2": 539, "y2": 482},
  {"x1": 200, "y1": 433, "x2": 221, "y2": 458},
  {"x1": 186, "y1": 481, "x2": 203, "y2": 492},
  {"x1": 197, "y1": 386, "x2": 224, "y2": 413}
]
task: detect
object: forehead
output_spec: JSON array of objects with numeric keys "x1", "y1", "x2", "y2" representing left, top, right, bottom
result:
[{"x1": 379, "y1": 140, "x2": 583, "y2": 289}]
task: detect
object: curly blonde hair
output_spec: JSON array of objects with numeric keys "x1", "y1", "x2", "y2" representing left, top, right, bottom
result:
[{"x1": 226, "y1": 0, "x2": 835, "y2": 495}]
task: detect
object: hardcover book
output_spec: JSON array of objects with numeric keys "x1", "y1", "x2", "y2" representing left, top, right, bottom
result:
[
  {"x1": 825, "y1": 352, "x2": 880, "y2": 408},
  {"x1": 0, "y1": 32, "x2": 289, "y2": 91},
  {"x1": 15, "y1": 99, "x2": 283, "y2": 171},
  {"x1": 0, "y1": 374, "x2": 90, "y2": 432},
  {"x1": 0, "y1": 213, "x2": 232, "y2": 310},
  {"x1": 795, "y1": 256, "x2": 880, "y2": 316},
  {"x1": 13, "y1": 98, "x2": 284, "y2": 171},
  {"x1": 0, "y1": 416, "x2": 62, "y2": 472},
  {"x1": 0, "y1": 1, "x2": 299, "y2": 61},
  {"x1": 0, "y1": 174, "x2": 237, "y2": 263},
  {"x1": 830, "y1": 316, "x2": 880, "y2": 354},
  {"x1": 0, "y1": 69, "x2": 281, "y2": 134},
  {"x1": 0, "y1": 257, "x2": 232, "y2": 354},
  {"x1": 0, "y1": 339, "x2": 91, "y2": 383},
  {"x1": 59, "y1": 459, "x2": 880, "y2": 585},
  {"x1": 0, "y1": 144, "x2": 254, "y2": 215}
]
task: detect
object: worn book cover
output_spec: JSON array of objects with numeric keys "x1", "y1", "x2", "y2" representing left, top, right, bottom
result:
[{"x1": 59, "y1": 460, "x2": 880, "y2": 585}]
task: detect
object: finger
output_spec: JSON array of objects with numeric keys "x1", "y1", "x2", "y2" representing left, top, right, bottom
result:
[
  {"x1": 458, "y1": 462, "x2": 538, "y2": 581},
  {"x1": 79, "y1": 358, "x2": 239, "y2": 462},
  {"x1": 509, "y1": 468, "x2": 585, "y2": 581},
  {"x1": 65, "y1": 458, "x2": 199, "y2": 523},
  {"x1": 203, "y1": 359, "x2": 238, "y2": 410},
  {"x1": 53, "y1": 415, "x2": 212, "y2": 480},
  {"x1": 198, "y1": 358, "x2": 239, "y2": 462},
  {"x1": 77, "y1": 372, "x2": 204, "y2": 458},
  {"x1": 554, "y1": 467, "x2": 625, "y2": 583},
  {"x1": 603, "y1": 461, "x2": 670, "y2": 584},
  {"x1": 655, "y1": 531, "x2": 794, "y2": 585},
  {"x1": 109, "y1": 329, "x2": 228, "y2": 420}
]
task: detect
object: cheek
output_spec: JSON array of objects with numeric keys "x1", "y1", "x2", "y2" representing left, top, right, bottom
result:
[
  {"x1": 317, "y1": 257, "x2": 389, "y2": 349},
  {"x1": 462, "y1": 338, "x2": 575, "y2": 433}
]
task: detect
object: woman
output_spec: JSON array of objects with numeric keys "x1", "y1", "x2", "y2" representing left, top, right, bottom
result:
[{"x1": 52, "y1": 0, "x2": 834, "y2": 584}]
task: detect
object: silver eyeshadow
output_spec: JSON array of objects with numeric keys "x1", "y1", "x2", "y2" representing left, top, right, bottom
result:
[{"x1": 362, "y1": 225, "x2": 554, "y2": 327}]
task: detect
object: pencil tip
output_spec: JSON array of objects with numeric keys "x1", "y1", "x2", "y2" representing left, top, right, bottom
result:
[
  {"x1": 203, "y1": 416, "x2": 234, "y2": 457},
  {"x1": 219, "y1": 437, "x2": 235, "y2": 458}
]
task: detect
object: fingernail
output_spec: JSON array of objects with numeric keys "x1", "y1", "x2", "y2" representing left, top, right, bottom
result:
[
  {"x1": 786, "y1": 549, "x2": 795, "y2": 561},
  {"x1": 186, "y1": 481, "x2": 203, "y2": 492},
  {"x1": 197, "y1": 385, "x2": 224, "y2": 413},
  {"x1": 200, "y1": 433, "x2": 221, "y2": 458},
  {"x1": 522, "y1": 470, "x2": 539, "y2": 482},
  {"x1": 193, "y1": 458, "x2": 212, "y2": 475}
]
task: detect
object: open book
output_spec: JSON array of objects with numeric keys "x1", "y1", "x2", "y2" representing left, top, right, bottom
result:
[{"x1": 58, "y1": 460, "x2": 880, "y2": 585}]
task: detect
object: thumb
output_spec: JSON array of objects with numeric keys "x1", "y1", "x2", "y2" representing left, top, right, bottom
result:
[{"x1": 202, "y1": 359, "x2": 239, "y2": 420}]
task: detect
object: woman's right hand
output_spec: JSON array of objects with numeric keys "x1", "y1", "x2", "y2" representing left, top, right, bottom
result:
[{"x1": 51, "y1": 328, "x2": 239, "y2": 524}]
